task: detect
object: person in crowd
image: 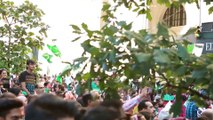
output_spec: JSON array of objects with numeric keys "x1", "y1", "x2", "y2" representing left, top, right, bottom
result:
[
  {"x1": 90, "y1": 90, "x2": 102, "y2": 103},
  {"x1": 196, "y1": 116, "x2": 208, "y2": 120},
  {"x1": 34, "y1": 85, "x2": 45, "y2": 95},
  {"x1": 91, "y1": 78, "x2": 100, "y2": 93},
  {"x1": 25, "y1": 94, "x2": 79, "y2": 120},
  {"x1": 0, "y1": 81, "x2": 7, "y2": 95},
  {"x1": 53, "y1": 84, "x2": 64, "y2": 93},
  {"x1": 0, "y1": 69, "x2": 10, "y2": 92},
  {"x1": 186, "y1": 96, "x2": 198, "y2": 120},
  {"x1": 122, "y1": 87, "x2": 149, "y2": 112},
  {"x1": 82, "y1": 106, "x2": 120, "y2": 120},
  {"x1": 200, "y1": 109, "x2": 213, "y2": 120},
  {"x1": 82, "y1": 93, "x2": 93, "y2": 107},
  {"x1": 8, "y1": 87, "x2": 22, "y2": 96},
  {"x1": 27, "y1": 95, "x2": 38, "y2": 104},
  {"x1": 0, "y1": 98, "x2": 25, "y2": 120},
  {"x1": 17, "y1": 95, "x2": 28, "y2": 106},
  {"x1": 0, "y1": 69, "x2": 7, "y2": 80},
  {"x1": 19, "y1": 60, "x2": 37, "y2": 95},
  {"x1": 138, "y1": 100, "x2": 156, "y2": 120},
  {"x1": 0, "y1": 92, "x2": 16, "y2": 99},
  {"x1": 101, "y1": 100, "x2": 127, "y2": 119},
  {"x1": 64, "y1": 91, "x2": 76, "y2": 101},
  {"x1": 81, "y1": 92, "x2": 102, "y2": 108},
  {"x1": 75, "y1": 79, "x2": 86, "y2": 97},
  {"x1": 44, "y1": 81, "x2": 51, "y2": 93}
]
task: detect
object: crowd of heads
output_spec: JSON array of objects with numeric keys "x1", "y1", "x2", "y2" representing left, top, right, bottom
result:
[{"x1": 0, "y1": 60, "x2": 213, "y2": 120}]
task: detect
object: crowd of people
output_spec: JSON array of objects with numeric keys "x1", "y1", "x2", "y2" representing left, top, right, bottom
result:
[{"x1": 0, "y1": 59, "x2": 213, "y2": 120}]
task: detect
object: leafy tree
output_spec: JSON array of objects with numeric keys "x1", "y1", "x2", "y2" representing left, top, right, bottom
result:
[
  {"x1": 0, "y1": 0, "x2": 48, "y2": 74},
  {"x1": 69, "y1": 0, "x2": 213, "y2": 116}
]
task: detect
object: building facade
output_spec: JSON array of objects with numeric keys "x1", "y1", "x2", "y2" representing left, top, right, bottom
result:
[{"x1": 149, "y1": 0, "x2": 213, "y2": 37}]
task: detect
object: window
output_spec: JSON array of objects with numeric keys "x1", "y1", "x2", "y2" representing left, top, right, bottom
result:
[{"x1": 163, "y1": 5, "x2": 186, "y2": 27}]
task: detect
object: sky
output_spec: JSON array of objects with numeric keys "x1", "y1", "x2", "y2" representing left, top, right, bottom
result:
[
  {"x1": 27, "y1": 0, "x2": 103, "y2": 75},
  {"x1": 12, "y1": 0, "x2": 148, "y2": 75},
  {"x1": 27, "y1": 0, "x2": 148, "y2": 75}
]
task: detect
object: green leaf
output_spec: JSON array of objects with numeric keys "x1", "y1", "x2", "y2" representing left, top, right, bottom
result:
[
  {"x1": 146, "y1": 9, "x2": 152, "y2": 20},
  {"x1": 208, "y1": 6, "x2": 213, "y2": 14},
  {"x1": 138, "y1": 8, "x2": 146, "y2": 15},
  {"x1": 82, "y1": 73, "x2": 91, "y2": 80},
  {"x1": 117, "y1": 21, "x2": 127, "y2": 26},
  {"x1": 71, "y1": 36, "x2": 81, "y2": 42},
  {"x1": 70, "y1": 24, "x2": 81, "y2": 31},
  {"x1": 81, "y1": 40, "x2": 91, "y2": 50},
  {"x1": 100, "y1": 41, "x2": 112, "y2": 48},
  {"x1": 153, "y1": 50, "x2": 171, "y2": 64},
  {"x1": 177, "y1": 44, "x2": 189, "y2": 59},
  {"x1": 135, "y1": 53, "x2": 151, "y2": 63},
  {"x1": 205, "y1": 0, "x2": 213, "y2": 5},
  {"x1": 207, "y1": 64, "x2": 213, "y2": 71},
  {"x1": 82, "y1": 23, "x2": 88, "y2": 30},
  {"x1": 125, "y1": 31, "x2": 144, "y2": 43},
  {"x1": 141, "y1": 63, "x2": 151, "y2": 75},
  {"x1": 102, "y1": 3, "x2": 110, "y2": 11},
  {"x1": 74, "y1": 57, "x2": 88, "y2": 63},
  {"x1": 89, "y1": 46, "x2": 99, "y2": 55},
  {"x1": 175, "y1": 66, "x2": 186, "y2": 76},
  {"x1": 192, "y1": 69, "x2": 207, "y2": 79},
  {"x1": 103, "y1": 25, "x2": 118, "y2": 36},
  {"x1": 182, "y1": 27, "x2": 197, "y2": 37},
  {"x1": 124, "y1": 22, "x2": 132, "y2": 30},
  {"x1": 157, "y1": 23, "x2": 169, "y2": 38},
  {"x1": 170, "y1": 88, "x2": 182, "y2": 117},
  {"x1": 109, "y1": 50, "x2": 116, "y2": 63}
]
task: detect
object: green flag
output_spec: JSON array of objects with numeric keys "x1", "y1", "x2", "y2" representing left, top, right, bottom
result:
[
  {"x1": 56, "y1": 75, "x2": 62, "y2": 84},
  {"x1": 47, "y1": 44, "x2": 61, "y2": 57},
  {"x1": 187, "y1": 44, "x2": 194, "y2": 54},
  {"x1": 42, "y1": 53, "x2": 53, "y2": 63}
]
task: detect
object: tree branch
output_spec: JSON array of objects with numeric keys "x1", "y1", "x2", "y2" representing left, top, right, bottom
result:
[{"x1": 159, "y1": 72, "x2": 213, "y2": 101}]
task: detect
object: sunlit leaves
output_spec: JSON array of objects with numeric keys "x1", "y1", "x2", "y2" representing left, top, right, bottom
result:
[
  {"x1": 70, "y1": 0, "x2": 213, "y2": 107},
  {"x1": 0, "y1": 0, "x2": 48, "y2": 73}
]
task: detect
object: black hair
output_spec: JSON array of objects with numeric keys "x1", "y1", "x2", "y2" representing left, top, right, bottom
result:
[
  {"x1": 44, "y1": 82, "x2": 50, "y2": 87},
  {"x1": 25, "y1": 94, "x2": 78, "y2": 120},
  {"x1": 0, "y1": 98, "x2": 23, "y2": 117},
  {"x1": 101, "y1": 100, "x2": 122, "y2": 110},
  {"x1": 82, "y1": 106, "x2": 120, "y2": 120},
  {"x1": 26, "y1": 60, "x2": 35, "y2": 65},
  {"x1": 0, "y1": 68, "x2": 6, "y2": 75},
  {"x1": 8, "y1": 88, "x2": 21, "y2": 96},
  {"x1": 100, "y1": 100, "x2": 123, "y2": 119},
  {"x1": 0, "y1": 92, "x2": 16, "y2": 99},
  {"x1": 82, "y1": 93, "x2": 93, "y2": 107},
  {"x1": 138, "y1": 100, "x2": 149, "y2": 111}
]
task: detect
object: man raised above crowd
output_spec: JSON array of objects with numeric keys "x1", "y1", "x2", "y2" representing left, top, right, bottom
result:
[{"x1": 19, "y1": 60, "x2": 37, "y2": 95}]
